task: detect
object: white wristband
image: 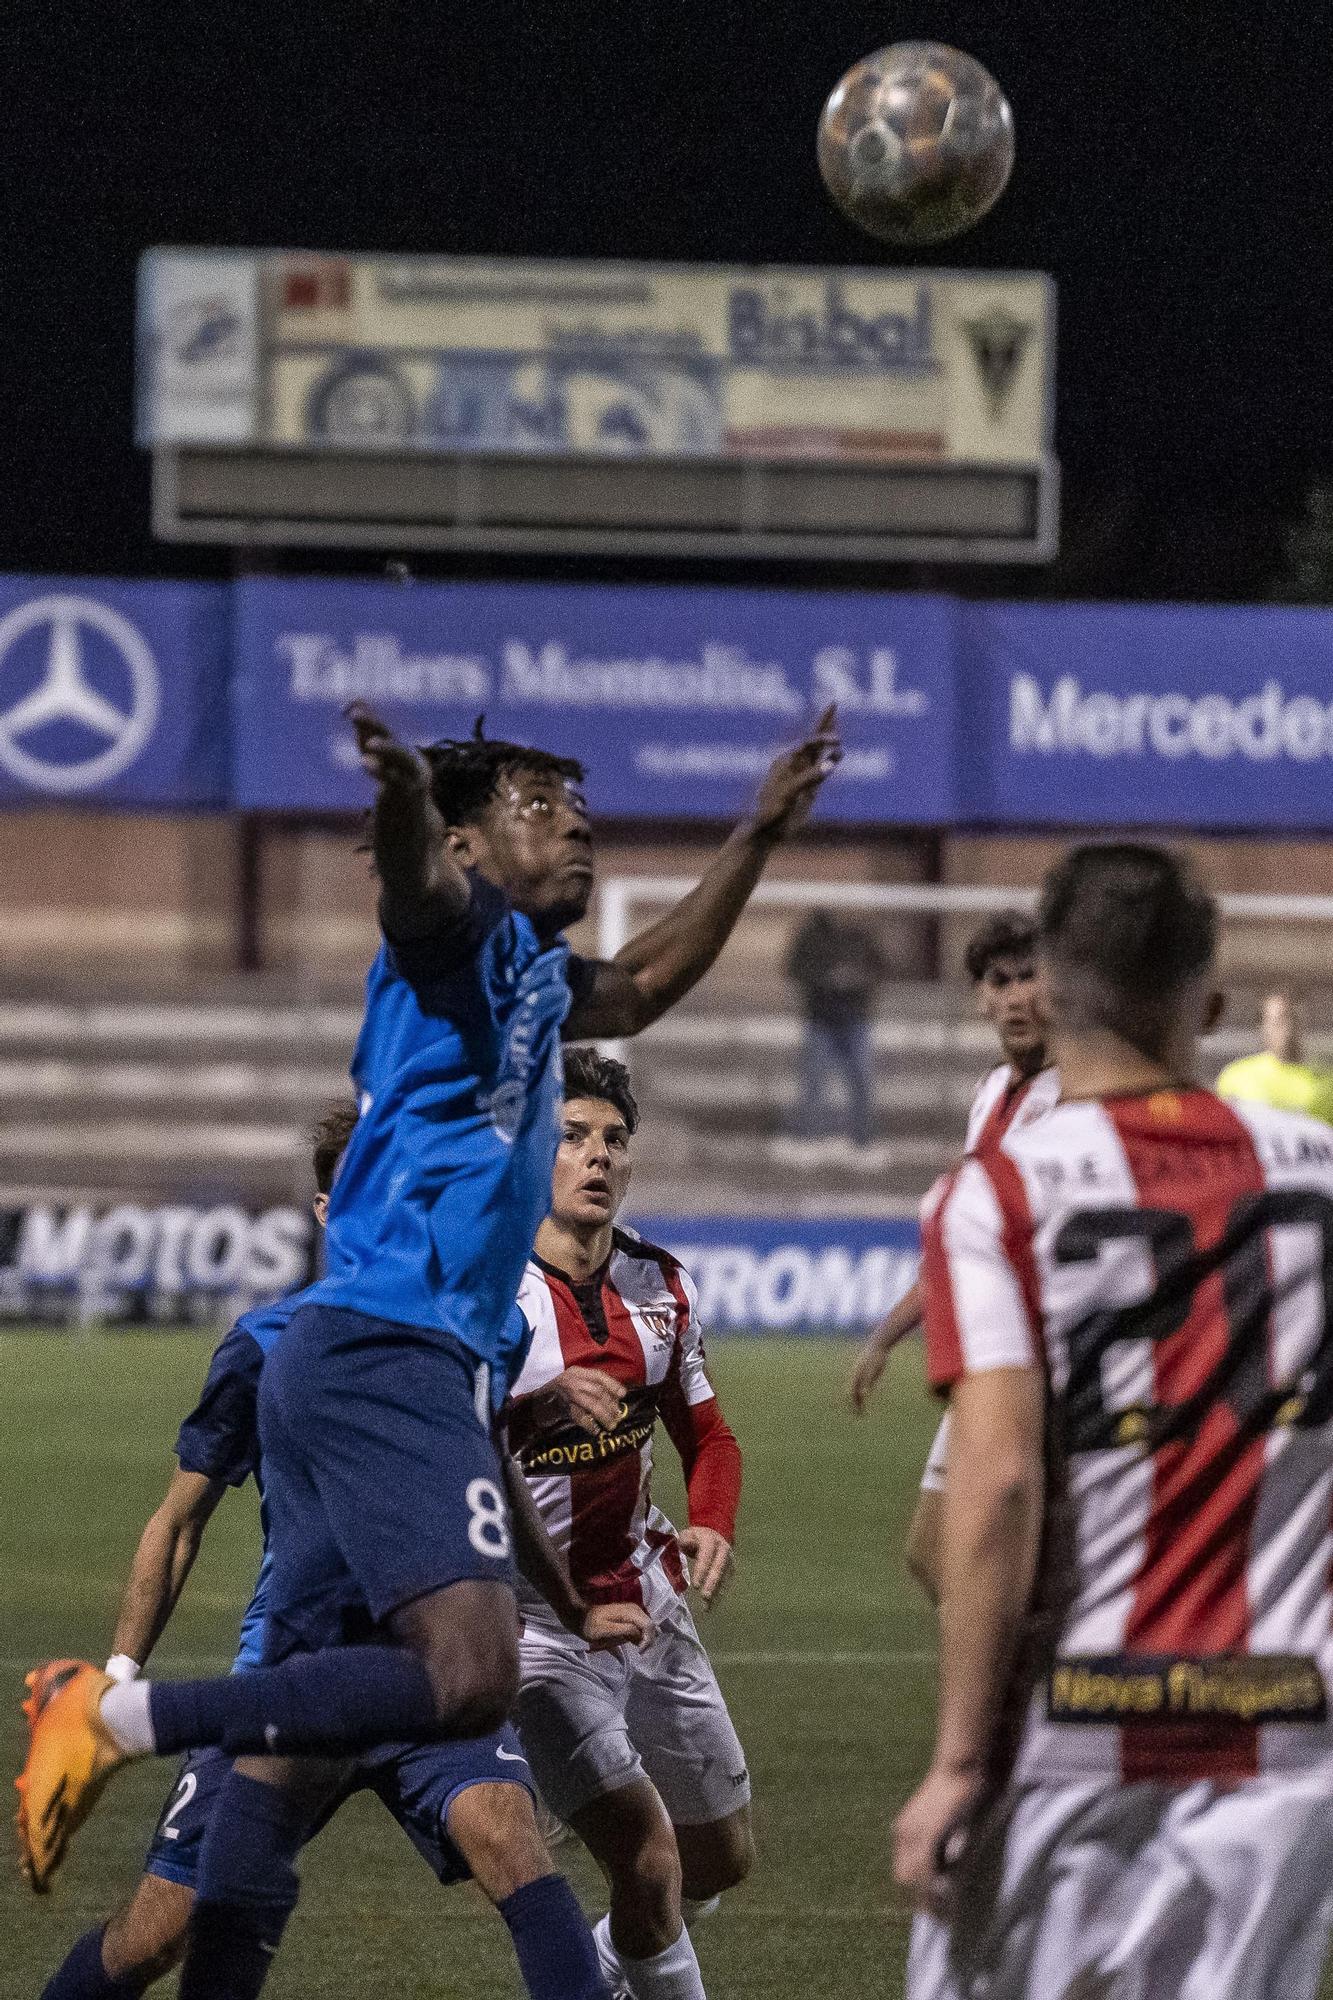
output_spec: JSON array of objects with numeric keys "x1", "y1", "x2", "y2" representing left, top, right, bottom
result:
[{"x1": 104, "y1": 1653, "x2": 141, "y2": 1684}]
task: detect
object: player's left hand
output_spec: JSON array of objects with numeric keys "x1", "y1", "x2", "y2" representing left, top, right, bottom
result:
[
  {"x1": 892, "y1": 1763, "x2": 988, "y2": 1915},
  {"x1": 581, "y1": 1603, "x2": 655, "y2": 1652},
  {"x1": 678, "y1": 1526, "x2": 735, "y2": 1608},
  {"x1": 750, "y1": 704, "x2": 842, "y2": 839}
]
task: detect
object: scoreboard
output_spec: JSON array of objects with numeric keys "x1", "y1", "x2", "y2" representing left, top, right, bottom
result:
[{"x1": 138, "y1": 250, "x2": 1057, "y2": 563}]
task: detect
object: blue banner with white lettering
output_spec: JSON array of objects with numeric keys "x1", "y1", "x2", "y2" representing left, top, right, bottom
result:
[
  {"x1": 7, "y1": 574, "x2": 1333, "y2": 834},
  {"x1": 962, "y1": 600, "x2": 1333, "y2": 831},
  {"x1": 0, "y1": 576, "x2": 227, "y2": 807},
  {"x1": 230, "y1": 577, "x2": 960, "y2": 822},
  {"x1": 629, "y1": 1214, "x2": 918, "y2": 1334}
]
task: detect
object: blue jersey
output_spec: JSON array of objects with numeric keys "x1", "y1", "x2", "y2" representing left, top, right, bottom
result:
[
  {"x1": 174, "y1": 1292, "x2": 309, "y2": 1671},
  {"x1": 174, "y1": 1292, "x2": 534, "y2": 1672},
  {"x1": 309, "y1": 875, "x2": 585, "y2": 1372}
]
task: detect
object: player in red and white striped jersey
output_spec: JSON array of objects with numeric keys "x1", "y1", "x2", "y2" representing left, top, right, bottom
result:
[
  {"x1": 850, "y1": 910, "x2": 1055, "y2": 1419},
  {"x1": 897, "y1": 844, "x2": 1333, "y2": 2000},
  {"x1": 505, "y1": 1048, "x2": 749, "y2": 2000}
]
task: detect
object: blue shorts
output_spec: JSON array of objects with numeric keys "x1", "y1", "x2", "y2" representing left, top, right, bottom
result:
[
  {"x1": 257, "y1": 1305, "x2": 516, "y2": 1652},
  {"x1": 143, "y1": 1727, "x2": 536, "y2": 1891}
]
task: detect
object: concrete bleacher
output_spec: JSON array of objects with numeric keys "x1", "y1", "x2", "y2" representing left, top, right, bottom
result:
[{"x1": 0, "y1": 981, "x2": 1301, "y2": 1221}]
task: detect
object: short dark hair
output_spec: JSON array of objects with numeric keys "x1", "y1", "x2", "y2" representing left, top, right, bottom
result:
[
  {"x1": 562, "y1": 1048, "x2": 640, "y2": 1135},
  {"x1": 423, "y1": 718, "x2": 584, "y2": 827},
  {"x1": 311, "y1": 1099, "x2": 359, "y2": 1194},
  {"x1": 1038, "y1": 843, "x2": 1217, "y2": 1051},
  {"x1": 964, "y1": 910, "x2": 1038, "y2": 984}
]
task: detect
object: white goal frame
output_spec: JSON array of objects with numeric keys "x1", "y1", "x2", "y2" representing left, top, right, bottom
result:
[{"x1": 595, "y1": 875, "x2": 1333, "y2": 1058}]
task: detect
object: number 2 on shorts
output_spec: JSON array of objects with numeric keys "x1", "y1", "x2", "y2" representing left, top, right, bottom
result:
[{"x1": 160, "y1": 1768, "x2": 198, "y2": 1841}]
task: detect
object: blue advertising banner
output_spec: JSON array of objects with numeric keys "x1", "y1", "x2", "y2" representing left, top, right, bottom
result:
[
  {"x1": 963, "y1": 601, "x2": 1333, "y2": 832},
  {"x1": 230, "y1": 577, "x2": 960, "y2": 823},
  {"x1": 0, "y1": 576, "x2": 227, "y2": 807},
  {"x1": 629, "y1": 1213, "x2": 919, "y2": 1335}
]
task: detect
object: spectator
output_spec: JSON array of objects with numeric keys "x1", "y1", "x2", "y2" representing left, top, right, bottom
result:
[
  {"x1": 1216, "y1": 987, "x2": 1333, "y2": 1123},
  {"x1": 784, "y1": 910, "x2": 887, "y2": 1154}
]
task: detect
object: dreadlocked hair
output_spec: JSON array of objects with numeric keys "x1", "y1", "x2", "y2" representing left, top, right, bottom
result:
[{"x1": 423, "y1": 716, "x2": 585, "y2": 826}]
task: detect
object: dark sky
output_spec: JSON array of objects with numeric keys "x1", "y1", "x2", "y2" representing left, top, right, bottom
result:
[{"x1": 6, "y1": 0, "x2": 1330, "y2": 597}]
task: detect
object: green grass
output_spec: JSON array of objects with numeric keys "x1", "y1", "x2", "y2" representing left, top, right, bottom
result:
[
  {"x1": 3, "y1": 1331, "x2": 939, "y2": 1997},
  {"x1": 13, "y1": 1329, "x2": 1325, "y2": 1998}
]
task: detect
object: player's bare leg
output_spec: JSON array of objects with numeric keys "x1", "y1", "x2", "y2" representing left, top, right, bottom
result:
[
  {"x1": 440, "y1": 1782, "x2": 608, "y2": 1999},
  {"x1": 904, "y1": 1491, "x2": 942, "y2": 1605},
  {"x1": 673, "y1": 1805, "x2": 753, "y2": 1909},
  {"x1": 100, "y1": 1875, "x2": 195, "y2": 1987},
  {"x1": 389, "y1": 1579, "x2": 521, "y2": 1737},
  {"x1": 444, "y1": 1781, "x2": 554, "y2": 1900},
  {"x1": 572, "y1": 1780, "x2": 708, "y2": 1999},
  {"x1": 37, "y1": 1874, "x2": 195, "y2": 2000}
]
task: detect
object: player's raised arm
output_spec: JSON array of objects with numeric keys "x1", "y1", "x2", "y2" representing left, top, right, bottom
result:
[
  {"x1": 106, "y1": 1467, "x2": 229, "y2": 1677},
  {"x1": 346, "y1": 702, "x2": 471, "y2": 940},
  {"x1": 564, "y1": 705, "x2": 842, "y2": 1040}
]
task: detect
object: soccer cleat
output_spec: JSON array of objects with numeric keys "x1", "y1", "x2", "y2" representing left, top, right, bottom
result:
[{"x1": 15, "y1": 1660, "x2": 124, "y2": 1893}]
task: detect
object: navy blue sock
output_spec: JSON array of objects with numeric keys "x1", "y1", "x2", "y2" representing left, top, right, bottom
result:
[
  {"x1": 176, "y1": 1772, "x2": 307, "y2": 2000},
  {"x1": 499, "y1": 1874, "x2": 609, "y2": 2000},
  {"x1": 148, "y1": 1645, "x2": 437, "y2": 1757},
  {"x1": 40, "y1": 1926, "x2": 144, "y2": 2000}
]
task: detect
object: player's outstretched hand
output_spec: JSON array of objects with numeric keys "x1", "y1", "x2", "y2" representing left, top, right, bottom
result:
[
  {"x1": 893, "y1": 1764, "x2": 988, "y2": 1916},
  {"x1": 678, "y1": 1525, "x2": 735, "y2": 1608},
  {"x1": 345, "y1": 701, "x2": 434, "y2": 798},
  {"x1": 751, "y1": 703, "x2": 842, "y2": 840},
  {"x1": 849, "y1": 1324, "x2": 896, "y2": 1414},
  {"x1": 581, "y1": 1603, "x2": 654, "y2": 1653},
  {"x1": 548, "y1": 1365, "x2": 624, "y2": 1436}
]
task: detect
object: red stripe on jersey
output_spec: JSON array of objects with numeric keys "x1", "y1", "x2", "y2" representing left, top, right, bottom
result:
[
  {"x1": 557, "y1": 1261, "x2": 650, "y2": 1603},
  {"x1": 567, "y1": 1444, "x2": 649, "y2": 1606},
  {"x1": 1112, "y1": 1090, "x2": 1271, "y2": 1783},
  {"x1": 922, "y1": 1170, "x2": 967, "y2": 1390},
  {"x1": 976, "y1": 1145, "x2": 1045, "y2": 1362}
]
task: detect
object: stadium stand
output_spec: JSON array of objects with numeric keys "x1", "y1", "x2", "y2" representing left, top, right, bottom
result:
[{"x1": 0, "y1": 977, "x2": 1319, "y2": 1219}]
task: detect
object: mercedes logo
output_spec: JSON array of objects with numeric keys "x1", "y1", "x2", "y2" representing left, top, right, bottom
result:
[{"x1": 0, "y1": 594, "x2": 160, "y2": 794}]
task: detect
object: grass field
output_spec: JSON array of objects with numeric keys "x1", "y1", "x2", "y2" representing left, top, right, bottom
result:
[{"x1": 3, "y1": 1330, "x2": 943, "y2": 2000}]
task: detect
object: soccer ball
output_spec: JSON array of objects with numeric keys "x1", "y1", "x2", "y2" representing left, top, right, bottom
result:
[{"x1": 817, "y1": 42, "x2": 1014, "y2": 248}]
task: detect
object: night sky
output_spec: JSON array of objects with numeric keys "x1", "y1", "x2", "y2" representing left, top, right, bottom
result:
[{"x1": 6, "y1": 0, "x2": 1329, "y2": 598}]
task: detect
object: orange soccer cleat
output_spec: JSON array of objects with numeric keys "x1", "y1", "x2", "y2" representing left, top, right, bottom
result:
[{"x1": 15, "y1": 1660, "x2": 124, "y2": 1893}]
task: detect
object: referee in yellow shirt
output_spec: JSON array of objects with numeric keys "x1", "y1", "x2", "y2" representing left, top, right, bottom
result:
[{"x1": 1216, "y1": 988, "x2": 1333, "y2": 1123}]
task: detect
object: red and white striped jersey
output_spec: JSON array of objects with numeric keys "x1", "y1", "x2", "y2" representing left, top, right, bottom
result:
[
  {"x1": 924, "y1": 1087, "x2": 1333, "y2": 1788},
  {"x1": 506, "y1": 1229, "x2": 741, "y2": 1630},
  {"x1": 964, "y1": 1061, "x2": 1062, "y2": 1156}
]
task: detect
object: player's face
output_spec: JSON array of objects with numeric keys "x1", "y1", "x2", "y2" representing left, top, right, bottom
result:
[
  {"x1": 977, "y1": 953, "x2": 1045, "y2": 1064},
  {"x1": 550, "y1": 1097, "x2": 633, "y2": 1231},
  {"x1": 462, "y1": 770, "x2": 594, "y2": 932}
]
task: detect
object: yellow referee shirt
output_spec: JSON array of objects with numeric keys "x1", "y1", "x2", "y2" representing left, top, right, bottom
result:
[{"x1": 1215, "y1": 1051, "x2": 1333, "y2": 1125}]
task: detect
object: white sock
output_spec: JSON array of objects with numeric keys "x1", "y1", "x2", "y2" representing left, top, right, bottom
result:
[
  {"x1": 594, "y1": 1914, "x2": 707, "y2": 2000},
  {"x1": 98, "y1": 1679, "x2": 156, "y2": 1756},
  {"x1": 680, "y1": 1895, "x2": 721, "y2": 1930}
]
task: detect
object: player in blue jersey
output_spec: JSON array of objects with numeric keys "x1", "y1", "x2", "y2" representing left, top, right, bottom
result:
[
  {"x1": 36, "y1": 1102, "x2": 650, "y2": 2000},
  {"x1": 20, "y1": 700, "x2": 839, "y2": 1995}
]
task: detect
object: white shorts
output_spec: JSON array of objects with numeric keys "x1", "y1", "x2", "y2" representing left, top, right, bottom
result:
[
  {"x1": 920, "y1": 1413, "x2": 950, "y2": 1494},
  {"x1": 907, "y1": 1772, "x2": 1333, "y2": 2000},
  {"x1": 517, "y1": 1597, "x2": 751, "y2": 1827}
]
